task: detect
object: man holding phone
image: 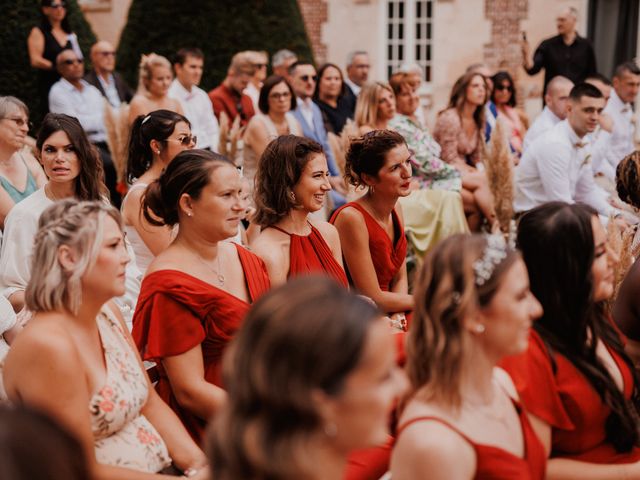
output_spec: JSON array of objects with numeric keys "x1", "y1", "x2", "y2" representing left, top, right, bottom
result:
[{"x1": 522, "y1": 7, "x2": 596, "y2": 97}]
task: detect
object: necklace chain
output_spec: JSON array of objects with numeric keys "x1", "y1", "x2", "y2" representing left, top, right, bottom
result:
[{"x1": 195, "y1": 250, "x2": 225, "y2": 287}]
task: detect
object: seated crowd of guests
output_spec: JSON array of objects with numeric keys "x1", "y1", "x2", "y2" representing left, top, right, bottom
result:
[{"x1": 4, "y1": 2, "x2": 640, "y2": 478}]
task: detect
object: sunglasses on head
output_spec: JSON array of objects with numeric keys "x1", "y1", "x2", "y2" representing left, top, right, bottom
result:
[
  {"x1": 62, "y1": 58, "x2": 83, "y2": 65},
  {"x1": 300, "y1": 74, "x2": 317, "y2": 82},
  {"x1": 166, "y1": 134, "x2": 197, "y2": 147},
  {"x1": 48, "y1": 1, "x2": 66, "y2": 8}
]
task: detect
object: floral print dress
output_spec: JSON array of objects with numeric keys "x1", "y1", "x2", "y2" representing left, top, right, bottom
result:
[
  {"x1": 388, "y1": 114, "x2": 462, "y2": 192},
  {"x1": 90, "y1": 307, "x2": 172, "y2": 472}
]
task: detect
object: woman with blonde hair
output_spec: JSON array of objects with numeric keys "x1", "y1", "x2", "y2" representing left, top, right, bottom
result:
[
  {"x1": 3, "y1": 199, "x2": 208, "y2": 479},
  {"x1": 391, "y1": 233, "x2": 545, "y2": 479},
  {"x1": 354, "y1": 82, "x2": 396, "y2": 133},
  {"x1": 128, "y1": 54, "x2": 184, "y2": 124},
  {"x1": 209, "y1": 276, "x2": 408, "y2": 480}
]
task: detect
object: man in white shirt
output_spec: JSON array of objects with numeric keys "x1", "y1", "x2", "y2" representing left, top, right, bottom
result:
[
  {"x1": 585, "y1": 74, "x2": 616, "y2": 181},
  {"x1": 169, "y1": 48, "x2": 220, "y2": 152},
  {"x1": 49, "y1": 49, "x2": 119, "y2": 206},
  {"x1": 600, "y1": 61, "x2": 640, "y2": 178},
  {"x1": 522, "y1": 75, "x2": 574, "y2": 151},
  {"x1": 515, "y1": 83, "x2": 615, "y2": 218}
]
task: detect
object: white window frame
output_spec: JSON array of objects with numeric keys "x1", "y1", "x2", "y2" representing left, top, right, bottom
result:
[{"x1": 377, "y1": 0, "x2": 434, "y2": 84}]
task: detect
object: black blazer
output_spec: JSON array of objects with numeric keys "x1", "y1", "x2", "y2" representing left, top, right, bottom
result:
[{"x1": 84, "y1": 70, "x2": 134, "y2": 104}]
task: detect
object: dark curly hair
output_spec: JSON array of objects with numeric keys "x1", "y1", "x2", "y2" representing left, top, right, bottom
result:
[
  {"x1": 616, "y1": 151, "x2": 640, "y2": 209},
  {"x1": 344, "y1": 129, "x2": 406, "y2": 188}
]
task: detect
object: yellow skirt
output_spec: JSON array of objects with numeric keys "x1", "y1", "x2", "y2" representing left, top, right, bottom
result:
[{"x1": 399, "y1": 189, "x2": 469, "y2": 261}]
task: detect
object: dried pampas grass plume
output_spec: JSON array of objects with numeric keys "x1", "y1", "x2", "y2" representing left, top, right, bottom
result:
[
  {"x1": 484, "y1": 119, "x2": 514, "y2": 236},
  {"x1": 104, "y1": 99, "x2": 130, "y2": 190},
  {"x1": 607, "y1": 222, "x2": 639, "y2": 312}
]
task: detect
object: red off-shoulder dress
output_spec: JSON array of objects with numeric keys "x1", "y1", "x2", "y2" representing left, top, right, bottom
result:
[
  {"x1": 268, "y1": 223, "x2": 348, "y2": 287},
  {"x1": 394, "y1": 400, "x2": 547, "y2": 479},
  {"x1": 501, "y1": 329, "x2": 640, "y2": 464},
  {"x1": 131, "y1": 244, "x2": 270, "y2": 442}
]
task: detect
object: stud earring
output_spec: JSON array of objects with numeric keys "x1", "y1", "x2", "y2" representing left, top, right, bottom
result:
[
  {"x1": 474, "y1": 324, "x2": 486, "y2": 334},
  {"x1": 323, "y1": 421, "x2": 338, "y2": 437}
]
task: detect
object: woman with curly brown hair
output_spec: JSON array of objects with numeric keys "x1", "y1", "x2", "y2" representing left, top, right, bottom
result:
[
  {"x1": 330, "y1": 130, "x2": 413, "y2": 320},
  {"x1": 251, "y1": 135, "x2": 346, "y2": 287}
]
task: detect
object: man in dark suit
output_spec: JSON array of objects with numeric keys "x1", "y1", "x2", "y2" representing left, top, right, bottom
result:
[{"x1": 84, "y1": 40, "x2": 134, "y2": 107}]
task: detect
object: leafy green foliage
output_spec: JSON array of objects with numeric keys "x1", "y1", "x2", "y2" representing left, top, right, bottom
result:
[{"x1": 117, "y1": 0, "x2": 314, "y2": 91}]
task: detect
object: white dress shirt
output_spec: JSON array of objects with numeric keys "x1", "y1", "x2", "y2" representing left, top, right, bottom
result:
[
  {"x1": 244, "y1": 82, "x2": 260, "y2": 112},
  {"x1": 169, "y1": 80, "x2": 220, "y2": 151},
  {"x1": 522, "y1": 106, "x2": 562, "y2": 152},
  {"x1": 589, "y1": 126, "x2": 614, "y2": 180},
  {"x1": 601, "y1": 89, "x2": 635, "y2": 174},
  {"x1": 344, "y1": 77, "x2": 361, "y2": 96},
  {"x1": 514, "y1": 120, "x2": 613, "y2": 216},
  {"x1": 49, "y1": 78, "x2": 107, "y2": 143},
  {"x1": 297, "y1": 97, "x2": 315, "y2": 129},
  {"x1": 97, "y1": 73, "x2": 121, "y2": 108}
]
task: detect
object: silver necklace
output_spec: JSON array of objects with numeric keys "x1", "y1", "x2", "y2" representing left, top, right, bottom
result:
[{"x1": 195, "y1": 250, "x2": 225, "y2": 287}]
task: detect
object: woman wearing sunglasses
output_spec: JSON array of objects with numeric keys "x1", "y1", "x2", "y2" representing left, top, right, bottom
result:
[
  {"x1": 122, "y1": 110, "x2": 194, "y2": 275},
  {"x1": 27, "y1": 0, "x2": 83, "y2": 113},
  {"x1": 243, "y1": 76, "x2": 301, "y2": 189},
  {"x1": 491, "y1": 71, "x2": 528, "y2": 160},
  {"x1": 0, "y1": 97, "x2": 46, "y2": 228}
]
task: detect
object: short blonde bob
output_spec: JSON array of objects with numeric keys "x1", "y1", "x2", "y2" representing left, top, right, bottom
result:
[{"x1": 25, "y1": 199, "x2": 123, "y2": 316}]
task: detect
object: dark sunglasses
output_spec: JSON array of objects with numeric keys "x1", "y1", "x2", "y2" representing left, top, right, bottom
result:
[
  {"x1": 48, "y1": 1, "x2": 67, "y2": 8},
  {"x1": 166, "y1": 135, "x2": 197, "y2": 146},
  {"x1": 495, "y1": 84, "x2": 512, "y2": 91},
  {"x1": 300, "y1": 74, "x2": 318, "y2": 82},
  {"x1": 62, "y1": 58, "x2": 83, "y2": 66},
  {"x1": 254, "y1": 63, "x2": 267, "y2": 68}
]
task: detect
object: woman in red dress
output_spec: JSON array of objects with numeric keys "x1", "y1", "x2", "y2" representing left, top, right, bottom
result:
[
  {"x1": 132, "y1": 149, "x2": 270, "y2": 443},
  {"x1": 391, "y1": 233, "x2": 545, "y2": 479},
  {"x1": 251, "y1": 135, "x2": 347, "y2": 287},
  {"x1": 209, "y1": 276, "x2": 408, "y2": 480},
  {"x1": 502, "y1": 202, "x2": 640, "y2": 478},
  {"x1": 330, "y1": 130, "x2": 412, "y2": 326}
]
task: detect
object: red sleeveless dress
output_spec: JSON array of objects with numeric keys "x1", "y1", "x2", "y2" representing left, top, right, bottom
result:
[
  {"x1": 500, "y1": 330, "x2": 640, "y2": 464},
  {"x1": 268, "y1": 223, "x2": 348, "y2": 287},
  {"x1": 131, "y1": 244, "x2": 270, "y2": 443},
  {"x1": 330, "y1": 202, "x2": 407, "y2": 292},
  {"x1": 394, "y1": 400, "x2": 547, "y2": 479}
]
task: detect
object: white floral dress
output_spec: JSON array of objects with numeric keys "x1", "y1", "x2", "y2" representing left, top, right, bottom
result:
[{"x1": 90, "y1": 307, "x2": 172, "y2": 472}]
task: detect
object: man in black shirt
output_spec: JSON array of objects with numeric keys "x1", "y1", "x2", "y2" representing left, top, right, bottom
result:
[{"x1": 521, "y1": 7, "x2": 596, "y2": 96}]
